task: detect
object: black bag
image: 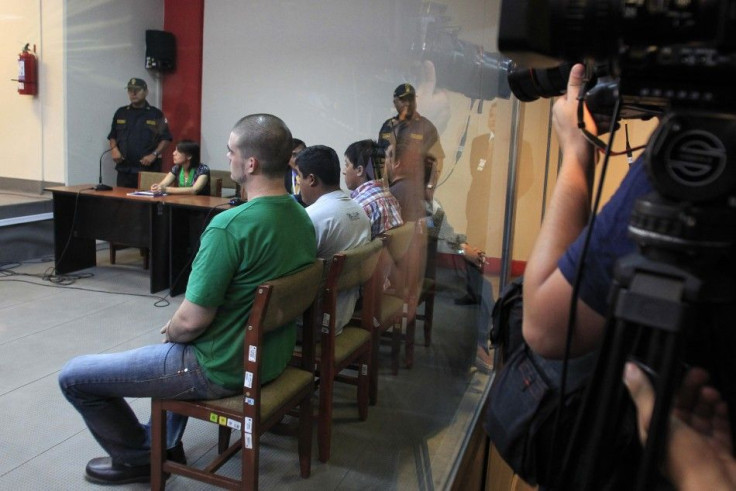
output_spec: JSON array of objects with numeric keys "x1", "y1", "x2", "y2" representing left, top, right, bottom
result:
[
  {"x1": 485, "y1": 343, "x2": 595, "y2": 486},
  {"x1": 489, "y1": 276, "x2": 524, "y2": 366},
  {"x1": 484, "y1": 276, "x2": 596, "y2": 486}
]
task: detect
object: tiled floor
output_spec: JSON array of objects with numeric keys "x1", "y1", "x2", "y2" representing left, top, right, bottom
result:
[{"x1": 0, "y1": 247, "x2": 491, "y2": 490}]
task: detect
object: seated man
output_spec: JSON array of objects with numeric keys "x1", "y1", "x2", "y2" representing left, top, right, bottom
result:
[
  {"x1": 343, "y1": 139, "x2": 403, "y2": 238},
  {"x1": 297, "y1": 145, "x2": 371, "y2": 334},
  {"x1": 284, "y1": 137, "x2": 306, "y2": 206},
  {"x1": 58, "y1": 113, "x2": 317, "y2": 485}
]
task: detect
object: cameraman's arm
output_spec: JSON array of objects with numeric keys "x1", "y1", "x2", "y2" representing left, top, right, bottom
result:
[{"x1": 523, "y1": 64, "x2": 605, "y2": 358}]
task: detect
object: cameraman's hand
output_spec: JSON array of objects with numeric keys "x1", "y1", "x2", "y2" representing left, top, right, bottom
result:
[
  {"x1": 552, "y1": 63, "x2": 597, "y2": 164},
  {"x1": 624, "y1": 362, "x2": 736, "y2": 490}
]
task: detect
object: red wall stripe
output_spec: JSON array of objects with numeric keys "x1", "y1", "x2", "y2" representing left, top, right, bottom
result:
[{"x1": 161, "y1": 0, "x2": 204, "y2": 172}]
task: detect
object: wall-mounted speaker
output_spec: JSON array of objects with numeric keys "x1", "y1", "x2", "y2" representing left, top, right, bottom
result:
[{"x1": 145, "y1": 30, "x2": 176, "y2": 72}]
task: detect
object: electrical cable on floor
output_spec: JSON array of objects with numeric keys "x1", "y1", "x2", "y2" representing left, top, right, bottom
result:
[{"x1": 0, "y1": 260, "x2": 170, "y2": 307}]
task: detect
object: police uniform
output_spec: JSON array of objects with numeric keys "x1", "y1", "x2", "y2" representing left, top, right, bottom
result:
[
  {"x1": 107, "y1": 96, "x2": 172, "y2": 187},
  {"x1": 377, "y1": 113, "x2": 444, "y2": 160},
  {"x1": 377, "y1": 83, "x2": 445, "y2": 164}
]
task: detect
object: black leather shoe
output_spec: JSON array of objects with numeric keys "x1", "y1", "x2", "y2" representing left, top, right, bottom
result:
[
  {"x1": 85, "y1": 458, "x2": 150, "y2": 485},
  {"x1": 84, "y1": 442, "x2": 187, "y2": 484}
]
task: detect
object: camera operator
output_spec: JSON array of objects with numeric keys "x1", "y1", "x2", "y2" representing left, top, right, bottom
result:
[{"x1": 522, "y1": 63, "x2": 654, "y2": 358}]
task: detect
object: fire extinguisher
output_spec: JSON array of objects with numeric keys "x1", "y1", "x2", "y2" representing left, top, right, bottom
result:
[{"x1": 15, "y1": 43, "x2": 38, "y2": 96}]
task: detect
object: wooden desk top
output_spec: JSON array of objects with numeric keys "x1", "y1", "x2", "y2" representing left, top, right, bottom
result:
[{"x1": 46, "y1": 185, "x2": 233, "y2": 209}]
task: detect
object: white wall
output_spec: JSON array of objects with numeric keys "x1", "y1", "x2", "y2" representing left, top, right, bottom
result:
[
  {"x1": 65, "y1": 0, "x2": 163, "y2": 186},
  {"x1": 0, "y1": 0, "x2": 63, "y2": 187},
  {"x1": 0, "y1": 0, "x2": 163, "y2": 189}
]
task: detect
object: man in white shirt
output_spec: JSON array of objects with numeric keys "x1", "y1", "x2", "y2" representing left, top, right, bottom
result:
[{"x1": 297, "y1": 145, "x2": 371, "y2": 334}]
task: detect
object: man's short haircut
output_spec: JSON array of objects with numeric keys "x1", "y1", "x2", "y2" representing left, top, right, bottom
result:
[
  {"x1": 176, "y1": 140, "x2": 200, "y2": 166},
  {"x1": 292, "y1": 138, "x2": 306, "y2": 150},
  {"x1": 296, "y1": 145, "x2": 340, "y2": 187},
  {"x1": 345, "y1": 139, "x2": 378, "y2": 181},
  {"x1": 230, "y1": 114, "x2": 292, "y2": 178}
]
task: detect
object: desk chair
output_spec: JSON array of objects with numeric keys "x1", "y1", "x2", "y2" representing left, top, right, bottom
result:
[
  {"x1": 369, "y1": 221, "x2": 415, "y2": 405},
  {"x1": 109, "y1": 171, "x2": 168, "y2": 269},
  {"x1": 150, "y1": 259, "x2": 323, "y2": 490},
  {"x1": 209, "y1": 169, "x2": 240, "y2": 198},
  {"x1": 209, "y1": 177, "x2": 223, "y2": 197},
  {"x1": 415, "y1": 231, "x2": 438, "y2": 347},
  {"x1": 315, "y1": 238, "x2": 382, "y2": 463},
  {"x1": 399, "y1": 218, "x2": 429, "y2": 368}
]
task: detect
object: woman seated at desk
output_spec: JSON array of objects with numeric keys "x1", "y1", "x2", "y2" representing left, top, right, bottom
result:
[{"x1": 151, "y1": 140, "x2": 210, "y2": 195}]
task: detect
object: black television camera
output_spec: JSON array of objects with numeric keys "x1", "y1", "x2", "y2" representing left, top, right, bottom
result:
[
  {"x1": 497, "y1": 1, "x2": 736, "y2": 490},
  {"x1": 500, "y1": 0, "x2": 736, "y2": 202}
]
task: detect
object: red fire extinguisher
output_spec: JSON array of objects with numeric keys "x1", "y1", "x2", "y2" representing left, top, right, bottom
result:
[{"x1": 16, "y1": 43, "x2": 38, "y2": 96}]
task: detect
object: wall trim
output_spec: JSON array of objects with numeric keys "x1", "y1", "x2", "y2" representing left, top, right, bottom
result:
[{"x1": 0, "y1": 177, "x2": 63, "y2": 193}]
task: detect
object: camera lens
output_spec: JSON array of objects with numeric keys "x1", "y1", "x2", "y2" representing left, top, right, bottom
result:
[{"x1": 507, "y1": 62, "x2": 572, "y2": 102}]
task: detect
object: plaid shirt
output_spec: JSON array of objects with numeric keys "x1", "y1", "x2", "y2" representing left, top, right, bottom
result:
[{"x1": 350, "y1": 180, "x2": 404, "y2": 238}]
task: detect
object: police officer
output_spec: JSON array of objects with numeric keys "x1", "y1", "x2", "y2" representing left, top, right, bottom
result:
[
  {"x1": 108, "y1": 78, "x2": 172, "y2": 188},
  {"x1": 378, "y1": 83, "x2": 445, "y2": 177}
]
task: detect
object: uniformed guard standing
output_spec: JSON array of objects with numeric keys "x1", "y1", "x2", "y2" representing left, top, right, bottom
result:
[
  {"x1": 377, "y1": 83, "x2": 445, "y2": 177},
  {"x1": 108, "y1": 78, "x2": 172, "y2": 188}
]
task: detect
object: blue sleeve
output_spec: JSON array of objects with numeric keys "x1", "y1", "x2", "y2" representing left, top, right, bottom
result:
[{"x1": 558, "y1": 157, "x2": 653, "y2": 315}]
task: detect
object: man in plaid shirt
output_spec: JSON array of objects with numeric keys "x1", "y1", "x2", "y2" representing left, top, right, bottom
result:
[{"x1": 343, "y1": 139, "x2": 403, "y2": 238}]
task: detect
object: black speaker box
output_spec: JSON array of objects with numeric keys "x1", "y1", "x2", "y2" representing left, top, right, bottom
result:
[{"x1": 145, "y1": 30, "x2": 176, "y2": 71}]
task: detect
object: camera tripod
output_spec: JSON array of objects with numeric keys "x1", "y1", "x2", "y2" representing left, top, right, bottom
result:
[{"x1": 555, "y1": 109, "x2": 736, "y2": 490}]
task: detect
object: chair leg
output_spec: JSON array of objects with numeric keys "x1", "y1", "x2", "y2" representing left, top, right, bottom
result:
[
  {"x1": 150, "y1": 400, "x2": 167, "y2": 491},
  {"x1": 358, "y1": 355, "x2": 369, "y2": 421},
  {"x1": 318, "y1": 365, "x2": 334, "y2": 463},
  {"x1": 424, "y1": 292, "x2": 435, "y2": 347},
  {"x1": 242, "y1": 425, "x2": 257, "y2": 490},
  {"x1": 391, "y1": 322, "x2": 401, "y2": 375},
  {"x1": 142, "y1": 248, "x2": 150, "y2": 270},
  {"x1": 218, "y1": 426, "x2": 231, "y2": 454},
  {"x1": 109, "y1": 243, "x2": 117, "y2": 264},
  {"x1": 299, "y1": 394, "x2": 313, "y2": 478},
  {"x1": 369, "y1": 330, "x2": 380, "y2": 406},
  {"x1": 405, "y1": 316, "x2": 415, "y2": 369}
]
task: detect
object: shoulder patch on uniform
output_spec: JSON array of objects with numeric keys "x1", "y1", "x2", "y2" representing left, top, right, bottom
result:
[
  {"x1": 116, "y1": 119, "x2": 126, "y2": 124},
  {"x1": 410, "y1": 133, "x2": 423, "y2": 140},
  {"x1": 146, "y1": 120, "x2": 157, "y2": 126}
]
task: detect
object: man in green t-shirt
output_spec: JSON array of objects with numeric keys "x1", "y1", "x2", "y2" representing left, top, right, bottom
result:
[{"x1": 59, "y1": 114, "x2": 317, "y2": 485}]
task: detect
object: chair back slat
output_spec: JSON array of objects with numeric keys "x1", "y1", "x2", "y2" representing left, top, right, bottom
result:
[
  {"x1": 137, "y1": 171, "x2": 168, "y2": 190},
  {"x1": 256, "y1": 260, "x2": 324, "y2": 333},
  {"x1": 334, "y1": 239, "x2": 383, "y2": 291},
  {"x1": 382, "y1": 221, "x2": 414, "y2": 261}
]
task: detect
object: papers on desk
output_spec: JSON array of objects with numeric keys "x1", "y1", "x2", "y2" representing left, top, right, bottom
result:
[{"x1": 127, "y1": 191, "x2": 166, "y2": 197}]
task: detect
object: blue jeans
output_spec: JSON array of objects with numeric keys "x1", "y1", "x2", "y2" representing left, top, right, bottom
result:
[{"x1": 58, "y1": 342, "x2": 237, "y2": 466}]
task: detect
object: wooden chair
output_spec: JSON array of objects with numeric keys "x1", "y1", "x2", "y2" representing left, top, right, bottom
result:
[
  {"x1": 209, "y1": 177, "x2": 223, "y2": 197},
  {"x1": 150, "y1": 259, "x2": 323, "y2": 490},
  {"x1": 109, "y1": 171, "x2": 168, "y2": 268},
  {"x1": 415, "y1": 231, "x2": 438, "y2": 347},
  {"x1": 369, "y1": 221, "x2": 415, "y2": 405},
  {"x1": 315, "y1": 238, "x2": 383, "y2": 463},
  {"x1": 209, "y1": 169, "x2": 240, "y2": 199},
  {"x1": 399, "y1": 218, "x2": 429, "y2": 369}
]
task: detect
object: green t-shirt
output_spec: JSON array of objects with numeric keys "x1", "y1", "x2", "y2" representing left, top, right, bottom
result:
[{"x1": 186, "y1": 194, "x2": 317, "y2": 390}]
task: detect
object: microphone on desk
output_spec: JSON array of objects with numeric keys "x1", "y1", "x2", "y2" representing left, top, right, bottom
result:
[{"x1": 94, "y1": 147, "x2": 114, "y2": 191}]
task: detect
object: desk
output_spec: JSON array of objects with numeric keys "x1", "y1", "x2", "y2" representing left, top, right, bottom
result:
[{"x1": 48, "y1": 185, "x2": 230, "y2": 293}]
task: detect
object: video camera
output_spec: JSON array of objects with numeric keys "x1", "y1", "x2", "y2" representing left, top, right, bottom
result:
[
  {"x1": 500, "y1": 1, "x2": 736, "y2": 125},
  {"x1": 500, "y1": 0, "x2": 736, "y2": 203}
]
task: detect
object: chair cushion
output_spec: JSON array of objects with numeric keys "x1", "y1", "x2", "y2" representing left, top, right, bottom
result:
[
  {"x1": 378, "y1": 293, "x2": 404, "y2": 325},
  {"x1": 200, "y1": 366, "x2": 313, "y2": 423},
  {"x1": 334, "y1": 327, "x2": 371, "y2": 365}
]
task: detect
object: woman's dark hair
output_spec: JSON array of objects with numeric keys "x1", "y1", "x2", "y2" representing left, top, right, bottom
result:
[
  {"x1": 344, "y1": 139, "x2": 379, "y2": 181},
  {"x1": 176, "y1": 140, "x2": 200, "y2": 167}
]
